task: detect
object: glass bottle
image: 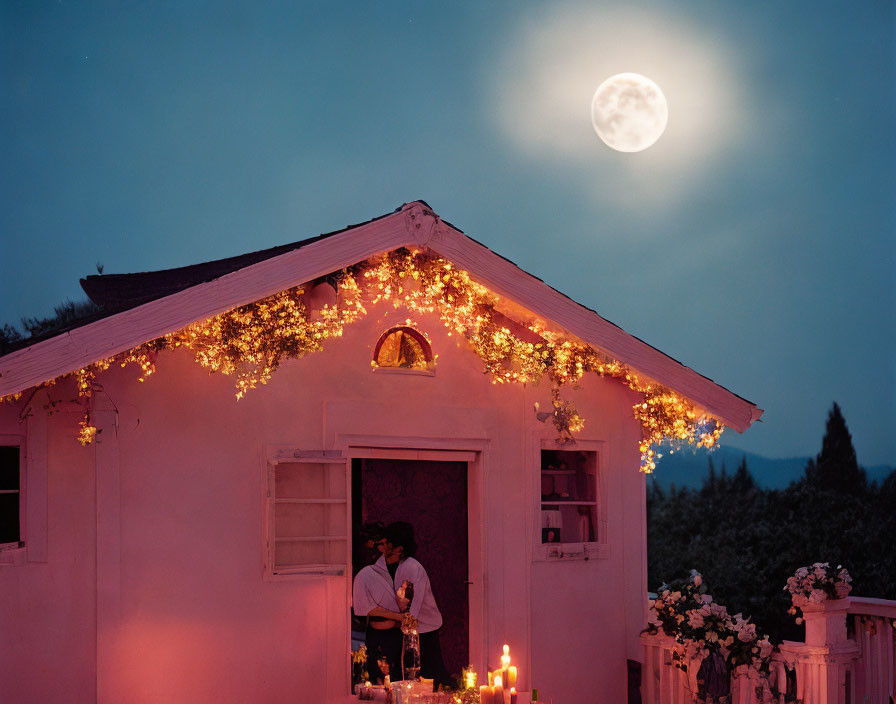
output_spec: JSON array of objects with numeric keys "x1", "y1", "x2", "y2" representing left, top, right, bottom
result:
[{"x1": 401, "y1": 628, "x2": 421, "y2": 681}]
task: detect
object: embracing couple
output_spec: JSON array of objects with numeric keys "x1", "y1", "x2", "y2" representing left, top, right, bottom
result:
[{"x1": 352, "y1": 521, "x2": 451, "y2": 688}]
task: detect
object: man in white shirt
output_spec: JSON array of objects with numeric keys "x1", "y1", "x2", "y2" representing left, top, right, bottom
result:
[
  {"x1": 352, "y1": 526, "x2": 404, "y2": 683},
  {"x1": 352, "y1": 522, "x2": 451, "y2": 688}
]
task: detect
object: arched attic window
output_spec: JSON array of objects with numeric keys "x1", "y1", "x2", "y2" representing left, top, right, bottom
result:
[{"x1": 373, "y1": 326, "x2": 434, "y2": 373}]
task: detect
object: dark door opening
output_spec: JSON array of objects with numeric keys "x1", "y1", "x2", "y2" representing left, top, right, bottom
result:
[{"x1": 351, "y1": 457, "x2": 469, "y2": 681}]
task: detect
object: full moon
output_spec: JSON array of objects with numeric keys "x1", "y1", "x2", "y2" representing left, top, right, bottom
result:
[{"x1": 591, "y1": 73, "x2": 668, "y2": 152}]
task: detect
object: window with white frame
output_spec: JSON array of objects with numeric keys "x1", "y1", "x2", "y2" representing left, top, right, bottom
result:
[
  {"x1": 536, "y1": 442, "x2": 609, "y2": 561},
  {"x1": 0, "y1": 445, "x2": 22, "y2": 550},
  {"x1": 265, "y1": 455, "x2": 348, "y2": 577}
]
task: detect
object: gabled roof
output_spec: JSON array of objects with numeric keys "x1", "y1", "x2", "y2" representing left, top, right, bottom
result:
[
  {"x1": 0, "y1": 201, "x2": 762, "y2": 432},
  {"x1": 79, "y1": 207, "x2": 397, "y2": 311}
]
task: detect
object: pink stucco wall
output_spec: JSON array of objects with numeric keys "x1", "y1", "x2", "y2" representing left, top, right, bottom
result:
[
  {"x1": 0, "y1": 299, "x2": 647, "y2": 703},
  {"x1": 0, "y1": 404, "x2": 97, "y2": 702}
]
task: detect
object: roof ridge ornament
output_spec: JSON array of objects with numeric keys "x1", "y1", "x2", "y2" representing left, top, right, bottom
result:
[{"x1": 402, "y1": 201, "x2": 440, "y2": 246}]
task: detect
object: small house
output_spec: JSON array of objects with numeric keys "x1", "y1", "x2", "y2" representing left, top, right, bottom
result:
[{"x1": 0, "y1": 202, "x2": 761, "y2": 703}]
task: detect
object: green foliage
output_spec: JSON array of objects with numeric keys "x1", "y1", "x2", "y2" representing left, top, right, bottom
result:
[{"x1": 647, "y1": 403, "x2": 896, "y2": 643}]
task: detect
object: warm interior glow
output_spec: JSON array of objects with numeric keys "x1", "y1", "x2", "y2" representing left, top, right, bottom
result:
[{"x1": 373, "y1": 325, "x2": 433, "y2": 370}]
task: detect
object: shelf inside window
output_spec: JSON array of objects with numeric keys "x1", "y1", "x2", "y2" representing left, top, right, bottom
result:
[
  {"x1": 274, "y1": 498, "x2": 345, "y2": 504},
  {"x1": 541, "y1": 448, "x2": 598, "y2": 546},
  {"x1": 268, "y1": 456, "x2": 349, "y2": 579}
]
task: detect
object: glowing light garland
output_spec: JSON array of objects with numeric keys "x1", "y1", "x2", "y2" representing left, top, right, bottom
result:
[{"x1": 1, "y1": 249, "x2": 722, "y2": 469}]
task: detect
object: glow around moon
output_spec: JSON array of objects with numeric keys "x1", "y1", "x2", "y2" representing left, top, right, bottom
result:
[{"x1": 591, "y1": 73, "x2": 669, "y2": 152}]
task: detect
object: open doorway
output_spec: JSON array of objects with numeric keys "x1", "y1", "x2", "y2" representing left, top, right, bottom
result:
[{"x1": 351, "y1": 457, "x2": 469, "y2": 681}]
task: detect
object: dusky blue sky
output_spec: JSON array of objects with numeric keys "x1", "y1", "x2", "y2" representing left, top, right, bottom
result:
[{"x1": 1, "y1": 1, "x2": 893, "y2": 466}]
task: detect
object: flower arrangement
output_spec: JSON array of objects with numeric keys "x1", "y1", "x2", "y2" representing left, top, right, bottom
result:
[
  {"x1": 645, "y1": 571, "x2": 774, "y2": 703},
  {"x1": 784, "y1": 563, "x2": 852, "y2": 623},
  {"x1": 350, "y1": 644, "x2": 369, "y2": 687}
]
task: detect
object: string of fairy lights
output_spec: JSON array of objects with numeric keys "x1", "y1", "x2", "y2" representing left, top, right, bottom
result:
[{"x1": 0, "y1": 248, "x2": 723, "y2": 471}]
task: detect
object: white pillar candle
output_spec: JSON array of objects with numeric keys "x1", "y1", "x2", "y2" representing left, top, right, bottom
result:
[{"x1": 494, "y1": 675, "x2": 504, "y2": 704}]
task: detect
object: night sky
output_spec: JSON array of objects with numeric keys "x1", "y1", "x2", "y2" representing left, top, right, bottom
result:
[{"x1": 1, "y1": 2, "x2": 893, "y2": 466}]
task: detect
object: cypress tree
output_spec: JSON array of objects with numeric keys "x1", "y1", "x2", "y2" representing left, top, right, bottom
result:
[
  {"x1": 732, "y1": 455, "x2": 756, "y2": 493},
  {"x1": 805, "y1": 402, "x2": 866, "y2": 494}
]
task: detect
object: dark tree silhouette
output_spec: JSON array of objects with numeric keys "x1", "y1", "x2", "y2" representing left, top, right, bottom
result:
[
  {"x1": 0, "y1": 299, "x2": 101, "y2": 355},
  {"x1": 805, "y1": 402, "x2": 866, "y2": 494},
  {"x1": 0, "y1": 324, "x2": 23, "y2": 355}
]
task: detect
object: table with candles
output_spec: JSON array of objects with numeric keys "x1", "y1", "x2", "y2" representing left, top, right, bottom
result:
[{"x1": 354, "y1": 643, "x2": 541, "y2": 704}]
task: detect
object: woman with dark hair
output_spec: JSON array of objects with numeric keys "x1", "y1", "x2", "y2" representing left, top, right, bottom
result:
[{"x1": 382, "y1": 521, "x2": 452, "y2": 689}]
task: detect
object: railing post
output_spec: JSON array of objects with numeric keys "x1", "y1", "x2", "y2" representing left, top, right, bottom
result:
[
  {"x1": 640, "y1": 633, "x2": 698, "y2": 704},
  {"x1": 778, "y1": 600, "x2": 859, "y2": 704},
  {"x1": 803, "y1": 599, "x2": 850, "y2": 647},
  {"x1": 777, "y1": 642, "x2": 858, "y2": 704}
]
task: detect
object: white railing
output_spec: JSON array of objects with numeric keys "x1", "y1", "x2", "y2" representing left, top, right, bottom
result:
[
  {"x1": 848, "y1": 597, "x2": 896, "y2": 704},
  {"x1": 641, "y1": 635, "x2": 764, "y2": 704},
  {"x1": 641, "y1": 634, "x2": 692, "y2": 704},
  {"x1": 641, "y1": 596, "x2": 896, "y2": 704}
]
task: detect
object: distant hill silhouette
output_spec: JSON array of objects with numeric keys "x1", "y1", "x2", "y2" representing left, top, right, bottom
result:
[{"x1": 648, "y1": 445, "x2": 893, "y2": 490}]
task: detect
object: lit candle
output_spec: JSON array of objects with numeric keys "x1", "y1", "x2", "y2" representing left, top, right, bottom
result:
[
  {"x1": 480, "y1": 685, "x2": 494, "y2": 704},
  {"x1": 510, "y1": 687, "x2": 518, "y2": 704},
  {"x1": 493, "y1": 675, "x2": 504, "y2": 704},
  {"x1": 463, "y1": 667, "x2": 477, "y2": 690},
  {"x1": 507, "y1": 666, "x2": 518, "y2": 688},
  {"x1": 501, "y1": 644, "x2": 511, "y2": 671}
]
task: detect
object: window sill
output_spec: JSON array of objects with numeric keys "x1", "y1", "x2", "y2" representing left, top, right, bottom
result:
[
  {"x1": 264, "y1": 565, "x2": 345, "y2": 581},
  {"x1": 371, "y1": 366, "x2": 435, "y2": 377},
  {"x1": 534, "y1": 542, "x2": 610, "y2": 562},
  {"x1": 0, "y1": 546, "x2": 26, "y2": 566}
]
